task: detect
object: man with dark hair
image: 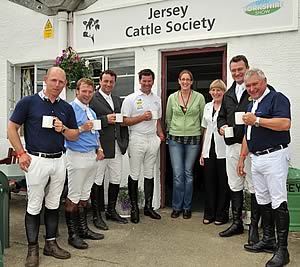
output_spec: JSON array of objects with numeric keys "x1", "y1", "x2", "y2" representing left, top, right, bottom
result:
[
  {"x1": 89, "y1": 70, "x2": 129, "y2": 230},
  {"x1": 121, "y1": 68, "x2": 165, "y2": 224},
  {"x1": 65, "y1": 78, "x2": 104, "y2": 250},
  {"x1": 217, "y1": 55, "x2": 261, "y2": 244},
  {"x1": 238, "y1": 68, "x2": 291, "y2": 267},
  {"x1": 7, "y1": 67, "x2": 78, "y2": 267}
]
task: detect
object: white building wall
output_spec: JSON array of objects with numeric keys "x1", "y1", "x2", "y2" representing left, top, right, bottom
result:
[
  {"x1": 0, "y1": 0, "x2": 59, "y2": 157},
  {"x1": 0, "y1": 0, "x2": 299, "y2": 208}
]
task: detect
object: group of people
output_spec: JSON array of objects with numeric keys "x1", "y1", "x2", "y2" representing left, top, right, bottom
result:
[
  {"x1": 8, "y1": 67, "x2": 164, "y2": 267},
  {"x1": 7, "y1": 53, "x2": 291, "y2": 267},
  {"x1": 166, "y1": 55, "x2": 291, "y2": 267}
]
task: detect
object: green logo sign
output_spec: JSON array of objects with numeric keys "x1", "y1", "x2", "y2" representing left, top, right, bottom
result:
[{"x1": 245, "y1": 0, "x2": 283, "y2": 16}]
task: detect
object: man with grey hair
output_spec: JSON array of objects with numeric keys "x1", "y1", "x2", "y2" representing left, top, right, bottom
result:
[{"x1": 238, "y1": 68, "x2": 291, "y2": 267}]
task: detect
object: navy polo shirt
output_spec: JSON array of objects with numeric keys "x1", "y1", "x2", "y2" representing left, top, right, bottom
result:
[
  {"x1": 246, "y1": 90, "x2": 291, "y2": 153},
  {"x1": 10, "y1": 93, "x2": 78, "y2": 153}
]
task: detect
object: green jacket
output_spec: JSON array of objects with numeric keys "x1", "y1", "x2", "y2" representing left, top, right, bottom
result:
[{"x1": 166, "y1": 90, "x2": 205, "y2": 136}]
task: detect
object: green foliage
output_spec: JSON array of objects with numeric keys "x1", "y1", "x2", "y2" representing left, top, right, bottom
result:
[{"x1": 54, "y1": 47, "x2": 90, "y2": 89}]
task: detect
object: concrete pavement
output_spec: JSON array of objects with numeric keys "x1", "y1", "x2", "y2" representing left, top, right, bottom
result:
[{"x1": 4, "y1": 193, "x2": 300, "y2": 267}]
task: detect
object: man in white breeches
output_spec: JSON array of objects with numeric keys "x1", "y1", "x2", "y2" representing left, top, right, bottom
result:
[
  {"x1": 65, "y1": 78, "x2": 104, "y2": 250},
  {"x1": 121, "y1": 68, "x2": 165, "y2": 224},
  {"x1": 218, "y1": 55, "x2": 261, "y2": 244},
  {"x1": 90, "y1": 70, "x2": 129, "y2": 229},
  {"x1": 238, "y1": 68, "x2": 291, "y2": 267}
]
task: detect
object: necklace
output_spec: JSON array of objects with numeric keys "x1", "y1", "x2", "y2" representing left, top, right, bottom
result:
[{"x1": 180, "y1": 90, "x2": 191, "y2": 113}]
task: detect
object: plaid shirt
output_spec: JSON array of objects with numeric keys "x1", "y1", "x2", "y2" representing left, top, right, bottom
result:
[{"x1": 168, "y1": 134, "x2": 201, "y2": 145}]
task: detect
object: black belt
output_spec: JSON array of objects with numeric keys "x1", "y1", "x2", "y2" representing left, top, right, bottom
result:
[
  {"x1": 253, "y1": 144, "x2": 288, "y2": 156},
  {"x1": 28, "y1": 150, "x2": 64, "y2": 158}
]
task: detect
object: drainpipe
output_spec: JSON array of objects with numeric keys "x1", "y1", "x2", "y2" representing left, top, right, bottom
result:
[
  {"x1": 57, "y1": 11, "x2": 68, "y2": 52},
  {"x1": 57, "y1": 11, "x2": 68, "y2": 100}
]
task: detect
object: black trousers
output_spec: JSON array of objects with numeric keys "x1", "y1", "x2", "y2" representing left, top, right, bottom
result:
[{"x1": 203, "y1": 138, "x2": 230, "y2": 222}]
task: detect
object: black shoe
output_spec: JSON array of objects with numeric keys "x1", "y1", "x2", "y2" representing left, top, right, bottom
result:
[
  {"x1": 183, "y1": 210, "x2": 192, "y2": 219},
  {"x1": 128, "y1": 176, "x2": 140, "y2": 224},
  {"x1": 91, "y1": 184, "x2": 109, "y2": 231},
  {"x1": 143, "y1": 178, "x2": 161, "y2": 220},
  {"x1": 266, "y1": 248, "x2": 290, "y2": 267},
  {"x1": 244, "y1": 239, "x2": 277, "y2": 254},
  {"x1": 78, "y1": 207, "x2": 104, "y2": 240},
  {"x1": 65, "y1": 210, "x2": 88, "y2": 249},
  {"x1": 219, "y1": 223, "x2": 244, "y2": 237},
  {"x1": 265, "y1": 202, "x2": 290, "y2": 267},
  {"x1": 106, "y1": 183, "x2": 128, "y2": 224},
  {"x1": 106, "y1": 210, "x2": 128, "y2": 224},
  {"x1": 93, "y1": 215, "x2": 109, "y2": 230},
  {"x1": 144, "y1": 208, "x2": 161, "y2": 220},
  {"x1": 80, "y1": 229, "x2": 104, "y2": 240},
  {"x1": 68, "y1": 235, "x2": 88, "y2": 249},
  {"x1": 171, "y1": 210, "x2": 181, "y2": 218}
]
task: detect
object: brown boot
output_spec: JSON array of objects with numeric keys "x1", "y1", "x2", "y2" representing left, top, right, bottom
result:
[
  {"x1": 43, "y1": 239, "x2": 71, "y2": 259},
  {"x1": 25, "y1": 244, "x2": 39, "y2": 267}
]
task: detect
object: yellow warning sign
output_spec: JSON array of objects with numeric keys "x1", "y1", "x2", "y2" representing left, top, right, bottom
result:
[{"x1": 44, "y1": 19, "x2": 54, "y2": 39}]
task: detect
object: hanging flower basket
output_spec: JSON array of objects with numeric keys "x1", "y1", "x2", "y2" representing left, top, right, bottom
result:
[{"x1": 54, "y1": 47, "x2": 90, "y2": 89}]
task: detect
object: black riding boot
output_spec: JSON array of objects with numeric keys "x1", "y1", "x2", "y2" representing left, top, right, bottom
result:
[
  {"x1": 25, "y1": 212, "x2": 40, "y2": 267},
  {"x1": 78, "y1": 207, "x2": 104, "y2": 240},
  {"x1": 247, "y1": 193, "x2": 261, "y2": 245},
  {"x1": 106, "y1": 183, "x2": 128, "y2": 224},
  {"x1": 219, "y1": 190, "x2": 244, "y2": 237},
  {"x1": 144, "y1": 178, "x2": 161, "y2": 219},
  {"x1": 244, "y1": 203, "x2": 277, "y2": 253},
  {"x1": 266, "y1": 202, "x2": 290, "y2": 267},
  {"x1": 128, "y1": 176, "x2": 139, "y2": 224},
  {"x1": 65, "y1": 210, "x2": 88, "y2": 249},
  {"x1": 44, "y1": 208, "x2": 59, "y2": 239},
  {"x1": 91, "y1": 183, "x2": 109, "y2": 230}
]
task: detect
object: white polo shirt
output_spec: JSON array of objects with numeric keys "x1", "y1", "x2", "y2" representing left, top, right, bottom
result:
[
  {"x1": 201, "y1": 101, "x2": 226, "y2": 159},
  {"x1": 121, "y1": 90, "x2": 161, "y2": 135}
]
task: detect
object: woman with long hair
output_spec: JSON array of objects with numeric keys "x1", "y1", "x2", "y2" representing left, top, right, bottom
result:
[{"x1": 166, "y1": 70, "x2": 205, "y2": 219}]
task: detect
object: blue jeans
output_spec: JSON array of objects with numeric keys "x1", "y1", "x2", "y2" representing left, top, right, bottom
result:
[{"x1": 168, "y1": 139, "x2": 200, "y2": 211}]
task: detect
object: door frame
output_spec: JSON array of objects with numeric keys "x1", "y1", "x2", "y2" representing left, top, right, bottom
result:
[{"x1": 160, "y1": 46, "x2": 227, "y2": 207}]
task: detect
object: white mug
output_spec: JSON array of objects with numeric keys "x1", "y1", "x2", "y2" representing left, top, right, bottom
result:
[
  {"x1": 225, "y1": 127, "x2": 234, "y2": 138},
  {"x1": 235, "y1": 112, "x2": 245, "y2": 125},
  {"x1": 151, "y1": 110, "x2": 159, "y2": 120},
  {"x1": 92, "y1": 120, "x2": 102, "y2": 130},
  {"x1": 42, "y1": 115, "x2": 54, "y2": 128},
  {"x1": 115, "y1": 113, "x2": 123, "y2": 123}
]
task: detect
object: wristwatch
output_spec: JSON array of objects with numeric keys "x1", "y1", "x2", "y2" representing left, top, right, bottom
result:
[{"x1": 254, "y1": 117, "x2": 260, "y2": 127}]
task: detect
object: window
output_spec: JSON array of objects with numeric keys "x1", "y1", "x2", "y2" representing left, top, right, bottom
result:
[
  {"x1": 17, "y1": 53, "x2": 135, "y2": 99},
  {"x1": 108, "y1": 54, "x2": 135, "y2": 97},
  {"x1": 88, "y1": 53, "x2": 135, "y2": 97}
]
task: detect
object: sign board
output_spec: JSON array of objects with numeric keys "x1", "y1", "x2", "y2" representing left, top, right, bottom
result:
[
  {"x1": 44, "y1": 19, "x2": 54, "y2": 39},
  {"x1": 74, "y1": 0, "x2": 298, "y2": 52}
]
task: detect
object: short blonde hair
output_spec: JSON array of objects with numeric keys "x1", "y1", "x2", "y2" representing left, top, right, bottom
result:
[{"x1": 209, "y1": 79, "x2": 226, "y2": 92}]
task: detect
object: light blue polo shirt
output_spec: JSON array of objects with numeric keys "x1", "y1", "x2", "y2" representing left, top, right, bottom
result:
[{"x1": 65, "y1": 99, "x2": 99, "y2": 152}]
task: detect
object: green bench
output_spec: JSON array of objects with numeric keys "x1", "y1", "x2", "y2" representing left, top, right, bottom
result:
[
  {"x1": 0, "y1": 241, "x2": 3, "y2": 267},
  {"x1": 0, "y1": 165, "x2": 25, "y2": 251}
]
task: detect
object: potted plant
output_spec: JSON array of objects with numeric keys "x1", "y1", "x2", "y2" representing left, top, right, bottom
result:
[
  {"x1": 242, "y1": 190, "x2": 251, "y2": 226},
  {"x1": 116, "y1": 187, "x2": 144, "y2": 218},
  {"x1": 54, "y1": 47, "x2": 90, "y2": 89}
]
